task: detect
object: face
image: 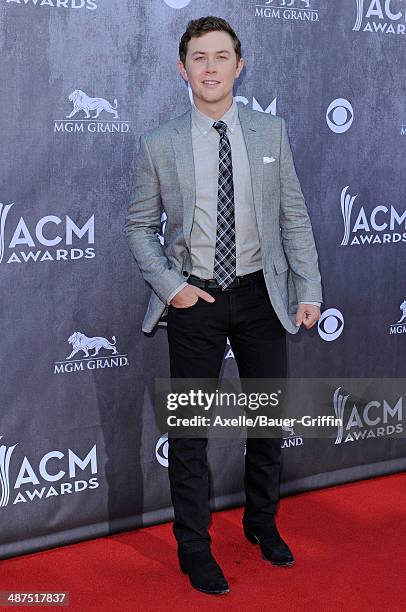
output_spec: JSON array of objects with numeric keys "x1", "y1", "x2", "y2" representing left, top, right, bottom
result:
[{"x1": 178, "y1": 30, "x2": 244, "y2": 108}]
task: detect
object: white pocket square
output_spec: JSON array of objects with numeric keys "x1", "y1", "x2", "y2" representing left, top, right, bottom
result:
[{"x1": 263, "y1": 156, "x2": 276, "y2": 164}]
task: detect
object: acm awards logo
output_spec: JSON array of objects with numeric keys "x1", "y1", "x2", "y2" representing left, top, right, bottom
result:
[
  {"x1": 156, "y1": 211, "x2": 167, "y2": 247},
  {"x1": 353, "y1": 0, "x2": 406, "y2": 35},
  {"x1": 5, "y1": 0, "x2": 97, "y2": 8},
  {"x1": 235, "y1": 95, "x2": 276, "y2": 115},
  {"x1": 0, "y1": 436, "x2": 99, "y2": 509},
  {"x1": 224, "y1": 338, "x2": 235, "y2": 360},
  {"x1": 0, "y1": 202, "x2": 95, "y2": 264},
  {"x1": 54, "y1": 90, "x2": 130, "y2": 135},
  {"x1": 388, "y1": 300, "x2": 406, "y2": 335},
  {"x1": 54, "y1": 331, "x2": 129, "y2": 374},
  {"x1": 186, "y1": 83, "x2": 278, "y2": 115},
  {"x1": 332, "y1": 388, "x2": 403, "y2": 444},
  {"x1": 340, "y1": 186, "x2": 406, "y2": 247},
  {"x1": 255, "y1": 0, "x2": 320, "y2": 23}
]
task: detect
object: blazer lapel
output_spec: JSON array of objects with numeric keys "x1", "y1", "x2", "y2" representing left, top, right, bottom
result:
[
  {"x1": 170, "y1": 110, "x2": 196, "y2": 250},
  {"x1": 238, "y1": 103, "x2": 264, "y2": 239}
]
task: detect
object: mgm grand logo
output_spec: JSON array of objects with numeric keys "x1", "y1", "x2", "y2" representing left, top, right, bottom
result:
[
  {"x1": 54, "y1": 331, "x2": 129, "y2": 374},
  {"x1": 333, "y1": 387, "x2": 403, "y2": 444},
  {"x1": 54, "y1": 90, "x2": 130, "y2": 134},
  {"x1": 389, "y1": 300, "x2": 406, "y2": 335},
  {"x1": 255, "y1": 0, "x2": 320, "y2": 23},
  {"x1": 353, "y1": 0, "x2": 406, "y2": 35},
  {"x1": 281, "y1": 421, "x2": 303, "y2": 449}
]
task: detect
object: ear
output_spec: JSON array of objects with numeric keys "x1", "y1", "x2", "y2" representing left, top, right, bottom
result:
[
  {"x1": 235, "y1": 57, "x2": 244, "y2": 78},
  {"x1": 178, "y1": 60, "x2": 188, "y2": 82}
]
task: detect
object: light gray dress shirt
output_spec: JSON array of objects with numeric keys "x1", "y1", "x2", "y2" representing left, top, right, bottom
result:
[{"x1": 166, "y1": 99, "x2": 320, "y2": 308}]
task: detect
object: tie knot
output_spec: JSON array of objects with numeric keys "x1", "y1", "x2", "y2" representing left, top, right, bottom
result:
[{"x1": 212, "y1": 120, "x2": 228, "y2": 136}]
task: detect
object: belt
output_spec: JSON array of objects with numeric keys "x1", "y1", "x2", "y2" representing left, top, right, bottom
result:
[{"x1": 187, "y1": 269, "x2": 264, "y2": 291}]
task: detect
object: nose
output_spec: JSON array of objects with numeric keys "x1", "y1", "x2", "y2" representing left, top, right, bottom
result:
[{"x1": 205, "y1": 59, "x2": 217, "y2": 72}]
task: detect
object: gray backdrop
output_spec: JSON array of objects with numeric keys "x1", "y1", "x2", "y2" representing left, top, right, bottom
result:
[{"x1": 1, "y1": 0, "x2": 405, "y2": 560}]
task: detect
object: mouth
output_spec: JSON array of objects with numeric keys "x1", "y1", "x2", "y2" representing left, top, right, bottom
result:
[{"x1": 202, "y1": 80, "x2": 221, "y2": 87}]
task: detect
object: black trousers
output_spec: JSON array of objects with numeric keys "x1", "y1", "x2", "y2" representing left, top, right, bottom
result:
[{"x1": 166, "y1": 270, "x2": 287, "y2": 553}]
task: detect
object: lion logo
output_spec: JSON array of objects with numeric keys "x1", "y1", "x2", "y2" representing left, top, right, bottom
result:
[
  {"x1": 266, "y1": 0, "x2": 310, "y2": 7},
  {"x1": 66, "y1": 331, "x2": 118, "y2": 360},
  {"x1": 282, "y1": 422, "x2": 296, "y2": 437},
  {"x1": 398, "y1": 301, "x2": 406, "y2": 324},
  {"x1": 66, "y1": 90, "x2": 119, "y2": 120}
]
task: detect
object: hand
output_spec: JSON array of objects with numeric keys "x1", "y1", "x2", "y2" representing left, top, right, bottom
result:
[
  {"x1": 169, "y1": 284, "x2": 215, "y2": 309},
  {"x1": 295, "y1": 304, "x2": 320, "y2": 330}
]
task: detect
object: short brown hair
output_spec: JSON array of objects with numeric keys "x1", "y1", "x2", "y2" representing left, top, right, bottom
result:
[{"x1": 179, "y1": 16, "x2": 242, "y2": 66}]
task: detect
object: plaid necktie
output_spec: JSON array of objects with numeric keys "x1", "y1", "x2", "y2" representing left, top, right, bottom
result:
[{"x1": 212, "y1": 120, "x2": 236, "y2": 289}]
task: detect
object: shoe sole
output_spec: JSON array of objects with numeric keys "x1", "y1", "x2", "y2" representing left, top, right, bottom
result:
[
  {"x1": 263, "y1": 556, "x2": 295, "y2": 567},
  {"x1": 180, "y1": 563, "x2": 230, "y2": 594},
  {"x1": 195, "y1": 586, "x2": 230, "y2": 595}
]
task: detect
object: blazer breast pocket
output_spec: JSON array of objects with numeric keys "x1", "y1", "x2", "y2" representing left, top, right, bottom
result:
[
  {"x1": 262, "y1": 157, "x2": 279, "y2": 197},
  {"x1": 262, "y1": 156, "x2": 278, "y2": 177}
]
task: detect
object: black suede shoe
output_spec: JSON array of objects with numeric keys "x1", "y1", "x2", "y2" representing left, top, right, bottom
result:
[
  {"x1": 243, "y1": 523, "x2": 295, "y2": 566},
  {"x1": 178, "y1": 549, "x2": 230, "y2": 594}
]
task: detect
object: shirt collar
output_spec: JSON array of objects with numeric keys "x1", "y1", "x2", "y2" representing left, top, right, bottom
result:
[{"x1": 191, "y1": 98, "x2": 238, "y2": 137}]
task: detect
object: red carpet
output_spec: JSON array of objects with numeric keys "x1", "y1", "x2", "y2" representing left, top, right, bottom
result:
[{"x1": 1, "y1": 473, "x2": 405, "y2": 611}]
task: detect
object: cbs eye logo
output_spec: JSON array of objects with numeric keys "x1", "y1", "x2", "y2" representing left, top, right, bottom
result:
[
  {"x1": 156, "y1": 434, "x2": 169, "y2": 467},
  {"x1": 163, "y1": 0, "x2": 192, "y2": 7},
  {"x1": 318, "y1": 308, "x2": 344, "y2": 341},
  {"x1": 326, "y1": 98, "x2": 353, "y2": 134}
]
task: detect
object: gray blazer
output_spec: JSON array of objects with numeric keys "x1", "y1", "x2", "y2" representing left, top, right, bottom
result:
[{"x1": 124, "y1": 103, "x2": 322, "y2": 334}]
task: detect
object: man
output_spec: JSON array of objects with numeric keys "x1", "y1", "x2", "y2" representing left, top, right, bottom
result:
[{"x1": 124, "y1": 16, "x2": 322, "y2": 595}]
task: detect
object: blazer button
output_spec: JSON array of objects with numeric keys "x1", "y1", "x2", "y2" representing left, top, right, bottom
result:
[{"x1": 183, "y1": 271, "x2": 189, "y2": 277}]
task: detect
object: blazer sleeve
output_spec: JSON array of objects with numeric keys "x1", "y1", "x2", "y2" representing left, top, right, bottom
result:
[
  {"x1": 279, "y1": 117, "x2": 323, "y2": 304},
  {"x1": 124, "y1": 134, "x2": 186, "y2": 304}
]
